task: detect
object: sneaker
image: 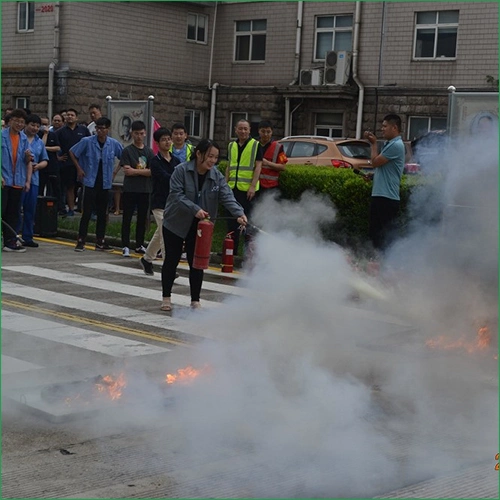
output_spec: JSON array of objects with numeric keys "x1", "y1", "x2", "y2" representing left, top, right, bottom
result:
[
  {"x1": 75, "y1": 240, "x2": 85, "y2": 252},
  {"x1": 135, "y1": 245, "x2": 146, "y2": 254},
  {"x1": 180, "y1": 252, "x2": 187, "y2": 261},
  {"x1": 95, "y1": 241, "x2": 113, "y2": 251},
  {"x1": 122, "y1": 247, "x2": 130, "y2": 257},
  {"x1": 3, "y1": 244, "x2": 26, "y2": 253},
  {"x1": 140, "y1": 257, "x2": 154, "y2": 276},
  {"x1": 22, "y1": 240, "x2": 39, "y2": 248}
]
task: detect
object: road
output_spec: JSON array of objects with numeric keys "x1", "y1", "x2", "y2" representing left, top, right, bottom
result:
[{"x1": 1, "y1": 238, "x2": 498, "y2": 498}]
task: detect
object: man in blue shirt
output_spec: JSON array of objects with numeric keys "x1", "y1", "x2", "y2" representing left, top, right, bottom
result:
[
  {"x1": 1, "y1": 108, "x2": 33, "y2": 252},
  {"x1": 364, "y1": 114, "x2": 405, "y2": 251},
  {"x1": 17, "y1": 114, "x2": 49, "y2": 247},
  {"x1": 70, "y1": 117, "x2": 123, "y2": 251}
]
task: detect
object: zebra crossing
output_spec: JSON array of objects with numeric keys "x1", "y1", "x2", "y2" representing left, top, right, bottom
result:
[{"x1": 1, "y1": 260, "x2": 246, "y2": 380}]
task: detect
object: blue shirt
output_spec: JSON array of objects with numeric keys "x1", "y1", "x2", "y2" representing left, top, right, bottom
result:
[
  {"x1": 372, "y1": 135, "x2": 405, "y2": 201},
  {"x1": 70, "y1": 135, "x2": 123, "y2": 190},
  {"x1": 26, "y1": 134, "x2": 49, "y2": 187},
  {"x1": 170, "y1": 143, "x2": 194, "y2": 164},
  {"x1": 1, "y1": 128, "x2": 31, "y2": 188}
]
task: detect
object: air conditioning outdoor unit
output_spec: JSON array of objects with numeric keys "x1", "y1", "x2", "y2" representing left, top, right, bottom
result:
[
  {"x1": 300, "y1": 68, "x2": 322, "y2": 86},
  {"x1": 323, "y1": 50, "x2": 352, "y2": 85}
]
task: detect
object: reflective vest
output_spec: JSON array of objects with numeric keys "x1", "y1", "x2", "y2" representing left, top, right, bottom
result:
[
  {"x1": 169, "y1": 142, "x2": 195, "y2": 163},
  {"x1": 259, "y1": 140, "x2": 284, "y2": 188},
  {"x1": 227, "y1": 138, "x2": 259, "y2": 191}
]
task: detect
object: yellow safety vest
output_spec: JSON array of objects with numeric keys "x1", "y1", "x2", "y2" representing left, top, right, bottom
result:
[
  {"x1": 227, "y1": 138, "x2": 259, "y2": 191},
  {"x1": 169, "y1": 143, "x2": 195, "y2": 162}
]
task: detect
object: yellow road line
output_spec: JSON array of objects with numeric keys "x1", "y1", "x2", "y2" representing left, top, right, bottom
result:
[{"x1": 2, "y1": 298, "x2": 191, "y2": 348}]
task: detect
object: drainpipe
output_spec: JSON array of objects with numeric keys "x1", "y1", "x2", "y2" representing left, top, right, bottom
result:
[
  {"x1": 48, "y1": 2, "x2": 60, "y2": 121},
  {"x1": 289, "y1": 1, "x2": 304, "y2": 85},
  {"x1": 284, "y1": 97, "x2": 290, "y2": 136},
  {"x1": 352, "y1": 1, "x2": 364, "y2": 139},
  {"x1": 208, "y1": 1, "x2": 218, "y2": 139}
]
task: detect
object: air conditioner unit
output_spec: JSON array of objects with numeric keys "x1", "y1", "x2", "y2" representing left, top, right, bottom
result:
[
  {"x1": 323, "y1": 50, "x2": 352, "y2": 85},
  {"x1": 300, "y1": 69, "x2": 322, "y2": 86}
]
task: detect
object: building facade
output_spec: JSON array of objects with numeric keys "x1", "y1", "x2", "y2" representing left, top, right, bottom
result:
[{"x1": 2, "y1": 1, "x2": 498, "y2": 152}]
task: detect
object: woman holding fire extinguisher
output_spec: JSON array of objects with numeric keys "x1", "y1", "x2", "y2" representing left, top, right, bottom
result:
[{"x1": 161, "y1": 139, "x2": 247, "y2": 311}]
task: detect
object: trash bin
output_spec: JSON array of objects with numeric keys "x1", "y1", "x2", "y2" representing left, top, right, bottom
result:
[{"x1": 34, "y1": 196, "x2": 58, "y2": 237}]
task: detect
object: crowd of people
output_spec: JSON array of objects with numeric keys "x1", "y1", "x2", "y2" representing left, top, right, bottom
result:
[{"x1": 2, "y1": 102, "x2": 406, "y2": 308}]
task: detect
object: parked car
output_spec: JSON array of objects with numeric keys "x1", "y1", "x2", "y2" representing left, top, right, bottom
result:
[{"x1": 278, "y1": 135, "x2": 372, "y2": 170}]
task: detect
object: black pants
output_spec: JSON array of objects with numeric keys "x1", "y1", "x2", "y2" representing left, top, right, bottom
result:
[
  {"x1": 78, "y1": 185, "x2": 109, "y2": 242},
  {"x1": 1, "y1": 186, "x2": 23, "y2": 247},
  {"x1": 162, "y1": 221, "x2": 203, "y2": 302},
  {"x1": 369, "y1": 196, "x2": 400, "y2": 251},
  {"x1": 121, "y1": 192, "x2": 150, "y2": 248},
  {"x1": 227, "y1": 187, "x2": 254, "y2": 255}
]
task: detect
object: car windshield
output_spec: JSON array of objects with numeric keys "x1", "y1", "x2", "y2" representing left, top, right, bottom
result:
[{"x1": 337, "y1": 142, "x2": 370, "y2": 159}]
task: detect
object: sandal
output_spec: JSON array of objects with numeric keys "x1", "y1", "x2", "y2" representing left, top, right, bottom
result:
[
  {"x1": 190, "y1": 301, "x2": 201, "y2": 309},
  {"x1": 160, "y1": 299, "x2": 172, "y2": 311}
]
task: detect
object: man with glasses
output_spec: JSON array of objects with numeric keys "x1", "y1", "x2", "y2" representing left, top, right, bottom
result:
[
  {"x1": 1, "y1": 109, "x2": 33, "y2": 252},
  {"x1": 139, "y1": 127, "x2": 180, "y2": 275},
  {"x1": 69, "y1": 117, "x2": 123, "y2": 251}
]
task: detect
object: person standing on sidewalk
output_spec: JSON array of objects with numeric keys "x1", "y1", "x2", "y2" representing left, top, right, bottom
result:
[
  {"x1": 139, "y1": 127, "x2": 180, "y2": 275},
  {"x1": 225, "y1": 119, "x2": 262, "y2": 256},
  {"x1": 114, "y1": 120, "x2": 155, "y2": 257},
  {"x1": 1, "y1": 109, "x2": 33, "y2": 252},
  {"x1": 257, "y1": 120, "x2": 287, "y2": 196},
  {"x1": 364, "y1": 114, "x2": 405, "y2": 252},
  {"x1": 70, "y1": 117, "x2": 123, "y2": 252},
  {"x1": 17, "y1": 114, "x2": 49, "y2": 248}
]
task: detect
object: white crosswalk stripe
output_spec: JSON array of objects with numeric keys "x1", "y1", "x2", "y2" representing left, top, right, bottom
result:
[{"x1": 2, "y1": 265, "x2": 221, "y2": 309}]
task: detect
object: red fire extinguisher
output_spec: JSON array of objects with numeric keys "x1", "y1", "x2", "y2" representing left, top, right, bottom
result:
[
  {"x1": 221, "y1": 232, "x2": 234, "y2": 273},
  {"x1": 193, "y1": 219, "x2": 214, "y2": 270}
]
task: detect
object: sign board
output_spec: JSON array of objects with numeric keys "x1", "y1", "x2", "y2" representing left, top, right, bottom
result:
[{"x1": 447, "y1": 92, "x2": 498, "y2": 137}]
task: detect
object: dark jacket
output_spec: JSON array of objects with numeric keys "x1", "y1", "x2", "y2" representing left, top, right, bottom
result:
[
  {"x1": 149, "y1": 152, "x2": 180, "y2": 210},
  {"x1": 163, "y1": 160, "x2": 244, "y2": 238}
]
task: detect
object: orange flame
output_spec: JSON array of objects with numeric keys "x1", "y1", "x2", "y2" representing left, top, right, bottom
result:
[
  {"x1": 165, "y1": 365, "x2": 209, "y2": 385},
  {"x1": 95, "y1": 373, "x2": 127, "y2": 400},
  {"x1": 425, "y1": 326, "x2": 492, "y2": 354}
]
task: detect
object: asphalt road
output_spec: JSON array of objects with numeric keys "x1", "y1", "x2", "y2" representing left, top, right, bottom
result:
[{"x1": 1, "y1": 237, "x2": 498, "y2": 498}]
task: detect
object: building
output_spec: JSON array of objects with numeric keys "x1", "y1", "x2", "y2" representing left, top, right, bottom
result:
[{"x1": 2, "y1": 1, "x2": 498, "y2": 151}]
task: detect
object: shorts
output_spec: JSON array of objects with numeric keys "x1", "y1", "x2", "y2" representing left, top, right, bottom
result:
[{"x1": 60, "y1": 165, "x2": 77, "y2": 188}]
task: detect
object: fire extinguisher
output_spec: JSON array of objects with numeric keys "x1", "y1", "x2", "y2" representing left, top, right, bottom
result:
[
  {"x1": 221, "y1": 232, "x2": 234, "y2": 273},
  {"x1": 193, "y1": 219, "x2": 214, "y2": 270}
]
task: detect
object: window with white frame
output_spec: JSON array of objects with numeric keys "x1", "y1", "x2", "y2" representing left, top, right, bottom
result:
[
  {"x1": 187, "y1": 13, "x2": 207, "y2": 44},
  {"x1": 314, "y1": 15, "x2": 353, "y2": 60},
  {"x1": 17, "y1": 2, "x2": 35, "y2": 32},
  {"x1": 315, "y1": 112, "x2": 344, "y2": 138},
  {"x1": 230, "y1": 112, "x2": 261, "y2": 139},
  {"x1": 408, "y1": 116, "x2": 447, "y2": 140},
  {"x1": 414, "y1": 10, "x2": 459, "y2": 59},
  {"x1": 184, "y1": 109, "x2": 203, "y2": 138},
  {"x1": 234, "y1": 19, "x2": 267, "y2": 62},
  {"x1": 15, "y1": 97, "x2": 30, "y2": 109}
]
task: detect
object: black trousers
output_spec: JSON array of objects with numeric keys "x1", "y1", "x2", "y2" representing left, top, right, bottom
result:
[
  {"x1": 226, "y1": 187, "x2": 254, "y2": 255},
  {"x1": 162, "y1": 220, "x2": 203, "y2": 302},
  {"x1": 369, "y1": 196, "x2": 400, "y2": 251},
  {"x1": 121, "y1": 192, "x2": 150, "y2": 248},
  {"x1": 78, "y1": 185, "x2": 109, "y2": 242},
  {"x1": 1, "y1": 186, "x2": 23, "y2": 246}
]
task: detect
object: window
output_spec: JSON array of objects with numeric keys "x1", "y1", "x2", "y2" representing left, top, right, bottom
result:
[
  {"x1": 17, "y1": 2, "x2": 35, "y2": 32},
  {"x1": 187, "y1": 13, "x2": 207, "y2": 44},
  {"x1": 315, "y1": 112, "x2": 343, "y2": 138},
  {"x1": 15, "y1": 97, "x2": 30, "y2": 109},
  {"x1": 234, "y1": 19, "x2": 267, "y2": 62},
  {"x1": 414, "y1": 10, "x2": 459, "y2": 59},
  {"x1": 184, "y1": 109, "x2": 203, "y2": 138},
  {"x1": 314, "y1": 15, "x2": 353, "y2": 60},
  {"x1": 408, "y1": 116, "x2": 447, "y2": 140},
  {"x1": 230, "y1": 112, "x2": 261, "y2": 138}
]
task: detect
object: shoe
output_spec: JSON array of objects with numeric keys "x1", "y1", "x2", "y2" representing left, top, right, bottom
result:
[
  {"x1": 3, "y1": 244, "x2": 26, "y2": 253},
  {"x1": 180, "y1": 252, "x2": 187, "y2": 261},
  {"x1": 140, "y1": 257, "x2": 154, "y2": 276},
  {"x1": 66, "y1": 210, "x2": 75, "y2": 217},
  {"x1": 122, "y1": 247, "x2": 130, "y2": 257},
  {"x1": 135, "y1": 245, "x2": 146, "y2": 254},
  {"x1": 22, "y1": 240, "x2": 39, "y2": 248},
  {"x1": 160, "y1": 299, "x2": 172, "y2": 311},
  {"x1": 75, "y1": 240, "x2": 85, "y2": 252},
  {"x1": 95, "y1": 241, "x2": 113, "y2": 251},
  {"x1": 190, "y1": 301, "x2": 201, "y2": 309}
]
